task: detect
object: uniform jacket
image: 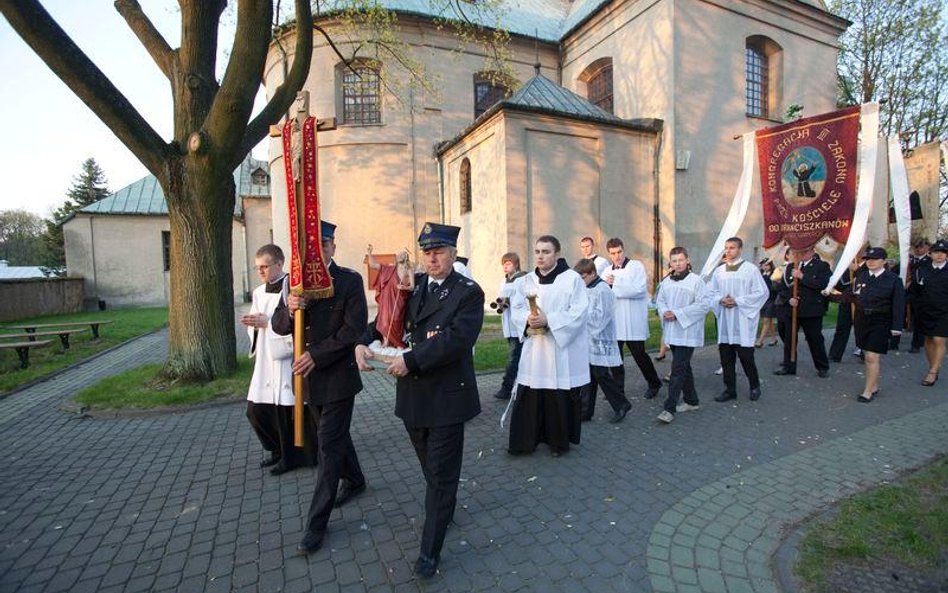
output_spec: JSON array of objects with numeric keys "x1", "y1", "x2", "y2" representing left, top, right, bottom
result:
[
  {"x1": 852, "y1": 268, "x2": 905, "y2": 332},
  {"x1": 776, "y1": 255, "x2": 831, "y2": 319},
  {"x1": 271, "y1": 262, "x2": 368, "y2": 405},
  {"x1": 397, "y1": 270, "x2": 484, "y2": 428}
]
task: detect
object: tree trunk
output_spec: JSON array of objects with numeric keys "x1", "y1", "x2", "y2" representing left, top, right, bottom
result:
[{"x1": 161, "y1": 158, "x2": 237, "y2": 382}]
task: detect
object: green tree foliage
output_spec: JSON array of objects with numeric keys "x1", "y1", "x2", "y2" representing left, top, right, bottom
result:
[
  {"x1": 0, "y1": 209, "x2": 46, "y2": 266},
  {"x1": 42, "y1": 158, "x2": 110, "y2": 274}
]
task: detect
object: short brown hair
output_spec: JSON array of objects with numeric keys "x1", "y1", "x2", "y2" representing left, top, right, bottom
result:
[
  {"x1": 501, "y1": 252, "x2": 521, "y2": 268},
  {"x1": 573, "y1": 258, "x2": 596, "y2": 275},
  {"x1": 669, "y1": 246, "x2": 689, "y2": 258},
  {"x1": 605, "y1": 237, "x2": 624, "y2": 250},
  {"x1": 536, "y1": 235, "x2": 561, "y2": 253},
  {"x1": 256, "y1": 244, "x2": 285, "y2": 263}
]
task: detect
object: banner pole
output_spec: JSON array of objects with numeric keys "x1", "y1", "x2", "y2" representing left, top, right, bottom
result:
[
  {"x1": 790, "y1": 277, "x2": 799, "y2": 364},
  {"x1": 293, "y1": 309, "x2": 304, "y2": 447}
]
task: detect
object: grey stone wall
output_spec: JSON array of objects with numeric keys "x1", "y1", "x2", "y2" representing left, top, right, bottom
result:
[{"x1": 0, "y1": 277, "x2": 85, "y2": 321}]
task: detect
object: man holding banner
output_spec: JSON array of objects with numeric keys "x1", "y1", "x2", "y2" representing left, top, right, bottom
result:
[
  {"x1": 774, "y1": 247, "x2": 831, "y2": 377},
  {"x1": 272, "y1": 221, "x2": 370, "y2": 554}
]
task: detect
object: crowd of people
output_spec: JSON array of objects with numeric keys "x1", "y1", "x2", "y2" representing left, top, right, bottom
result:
[{"x1": 238, "y1": 223, "x2": 947, "y2": 579}]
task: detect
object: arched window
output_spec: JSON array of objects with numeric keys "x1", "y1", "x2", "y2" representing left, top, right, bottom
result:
[
  {"x1": 473, "y1": 72, "x2": 512, "y2": 118},
  {"x1": 579, "y1": 58, "x2": 613, "y2": 114},
  {"x1": 745, "y1": 36, "x2": 782, "y2": 119},
  {"x1": 337, "y1": 59, "x2": 382, "y2": 125},
  {"x1": 459, "y1": 158, "x2": 472, "y2": 214}
]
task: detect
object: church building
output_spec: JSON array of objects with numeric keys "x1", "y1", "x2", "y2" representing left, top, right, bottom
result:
[{"x1": 265, "y1": 0, "x2": 847, "y2": 292}]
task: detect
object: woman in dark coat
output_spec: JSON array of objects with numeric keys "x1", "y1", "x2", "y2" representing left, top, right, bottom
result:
[
  {"x1": 912, "y1": 239, "x2": 948, "y2": 386},
  {"x1": 755, "y1": 259, "x2": 778, "y2": 347}
]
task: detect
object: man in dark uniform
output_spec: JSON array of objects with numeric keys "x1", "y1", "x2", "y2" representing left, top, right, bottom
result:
[
  {"x1": 906, "y1": 239, "x2": 931, "y2": 353},
  {"x1": 356, "y1": 222, "x2": 484, "y2": 579},
  {"x1": 774, "y1": 246, "x2": 831, "y2": 377},
  {"x1": 847, "y1": 247, "x2": 905, "y2": 402},
  {"x1": 271, "y1": 221, "x2": 369, "y2": 555}
]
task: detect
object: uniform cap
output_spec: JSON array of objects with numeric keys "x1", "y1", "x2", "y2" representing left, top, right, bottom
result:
[
  {"x1": 320, "y1": 220, "x2": 336, "y2": 240},
  {"x1": 930, "y1": 239, "x2": 948, "y2": 253},
  {"x1": 418, "y1": 222, "x2": 460, "y2": 249},
  {"x1": 863, "y1": 246, "x2": 887, "y2": 260}
]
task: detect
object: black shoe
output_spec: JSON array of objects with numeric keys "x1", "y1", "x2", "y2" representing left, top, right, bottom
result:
[
  {"x1": 494, "y1": 388, "x2": 511, "y2": 400},
  {"x1": 333, "y1": 482, "x2": 366, "y2": 508},
  {"x1": 817, "y1": 369, "x2": 829, "y2": 378},
  {"x1": 297, "y1": 530, "x2": 325, "y2": 554},
  {"x1": 414, "y1": 554, "x2": 439, "y2": 579},
  {"x1": 260, "y1": 453, "x2": 280, "y2": 468},
  {"x1": 269, "y1": 461, "x2": 300, "y2": 476},
  {"x1": 714, "y1": 391, "x2": 737, "y2": 403},
  {"x1": 749, "y1": 387, "x2": 761, "y2": 401},
  {"x1": 644, "y1": 385, "x2": 661, "y2": 399},
  {"x1": 609, "y1": 403, "x2": 631, "y2": 423},
  {"x1": 773, "y1": 367, "x2": 796, "y2": 376},
  {"x1": 909, "y1": 347, "x2": 920, "y2": 353}
]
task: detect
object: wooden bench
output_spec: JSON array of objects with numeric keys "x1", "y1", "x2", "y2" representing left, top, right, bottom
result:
[
  {"x1": 0, "y1": 340, "x2": 52, "y2": 369},
  {"x1": 0, "y1": 328, "x2": 89, "y2": 349},
  {"x1": 7, "y1": 319, "x2": 114, "y2": 339}
]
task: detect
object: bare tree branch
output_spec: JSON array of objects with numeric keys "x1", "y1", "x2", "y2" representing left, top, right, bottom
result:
[
  {"x1": 316, "y1": 24, "x2": 359, "y2": 77},
  {"x1": 0, "y1": 0, "x2": 170, "y2": 174},
  {"x1": 237, "y1": 0, "x2": 313, "y2": 160},
  {"x1": 114, "y1": 0, "x2": 174, "y2": 80}
]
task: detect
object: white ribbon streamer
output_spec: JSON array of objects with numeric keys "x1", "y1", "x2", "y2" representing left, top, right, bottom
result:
[
  {"x1": 888, "y1": 137, "x2": 911, "y2": 282},
  {"x1": 699, "y1": 132, "x2": 756, "y2": 279},
  {"x1": 824, "y1": 103, "x2": 880, "y2": 293}
]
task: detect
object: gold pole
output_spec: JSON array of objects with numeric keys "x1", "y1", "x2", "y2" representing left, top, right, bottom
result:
[
  {"x1": 790, "y1": 277, "x2": 799, "y2": 364},
  {"x1": 293, "y1": 307, "x2": 304, "y2": 447}
]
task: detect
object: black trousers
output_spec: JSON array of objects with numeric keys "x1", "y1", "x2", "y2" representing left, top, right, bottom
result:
[
  {"x1": 828, "y1": 302, "x2": 854, "y2": 360},
  {"x1": 246, "y1": 402, "x2": 314, "y2": 467},
  {"x1": 500, "y1": 337, "x2": 523, "y2": 392},
  {"x1": 305, "y1": 397, "x2": 364, "y2": 534},
  {"x1": 405, "y1": 422, "x2": 465, "y2": 560},
  {"x1": 664, "y1": 346, "x2": 698, "y2": 413},
  {"x1": 581, "y1": 365, "x2": 630, "y2": 420},
  {"x1": 615, "y1": 340, "x2": 662, "y2": 393},
  {"x1": 719, "y1": 344, "x2": 760, "y2": 393},
  {"x1": 779, "y1": 315, "x2": 829, "y2": 372}
]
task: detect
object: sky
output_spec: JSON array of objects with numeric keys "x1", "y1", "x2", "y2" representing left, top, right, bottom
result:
[{"x1": 0, "y1": 1, "x2": 266, "y2": 218}]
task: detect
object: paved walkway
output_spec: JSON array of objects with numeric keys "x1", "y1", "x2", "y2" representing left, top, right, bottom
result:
[{"x1": 0, "y1": 325, "x2": 944, "y2": 593}]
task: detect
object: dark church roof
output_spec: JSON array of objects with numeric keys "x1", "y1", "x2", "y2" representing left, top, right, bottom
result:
[{"x1": 437, "y1": 74, "x2": 662, "y2": 156}]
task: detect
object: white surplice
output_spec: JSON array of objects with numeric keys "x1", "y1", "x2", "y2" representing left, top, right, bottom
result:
[
  {"x1": 605, "y1": 258, "x2": 651, "y2": 341},
  {"x1": 246, "y1": 279, "x2": 295, "y2": 406},
  {"x1": 498, "y1": 274, "x2": 526, "y2": 339},
  {"x1": 511, "y1": 268, "x2": 590, "y2": 390},
  {"x1": 590, "y1": 254, "x2": 611, "y2": 277},
  {"x1": 655, "y1": 272, "x2": 709, "y2": 347},
  {"x1": 585, "y1": 279, "x2": 621, "y2": 367},
  {"x1": 707, "y1": 259, "x2": 769, "y2": 347}
]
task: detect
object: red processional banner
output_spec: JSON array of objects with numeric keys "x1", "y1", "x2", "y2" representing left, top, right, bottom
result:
[
  {"x1": 282, "y1": 117, "x2": 334, "y2": 299},
  {"x1": 757, "y1": 105, "x2": 861, "y2": 249}
]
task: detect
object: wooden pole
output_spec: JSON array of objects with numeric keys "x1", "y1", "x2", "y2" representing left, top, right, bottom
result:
[
  {"x1": 790, "y1": 276, "x2": 799, "y2": 364},
  {"x1": 291, "y1": 93, "x2": 309, "y2": 449}
]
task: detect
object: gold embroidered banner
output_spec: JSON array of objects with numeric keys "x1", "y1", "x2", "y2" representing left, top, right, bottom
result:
[
  {"x1": 757, "y1": 105, "x2": 861, "y2": 249},
  {"x1": 282, "y1": 117, "x2": 333, "y2": 299}
]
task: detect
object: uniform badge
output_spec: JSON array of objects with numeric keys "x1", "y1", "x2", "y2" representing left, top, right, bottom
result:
[
  {"x1": 438, "y1": 287, "x2": 450, "y2": 301},
  {"x1": 423, "y1": 223, "x2": 432, "y2": 234}
]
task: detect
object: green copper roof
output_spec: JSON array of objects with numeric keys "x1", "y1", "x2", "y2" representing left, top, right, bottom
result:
[{"x1": 79, "y1": 156, "x2": 269, "y2": 217}]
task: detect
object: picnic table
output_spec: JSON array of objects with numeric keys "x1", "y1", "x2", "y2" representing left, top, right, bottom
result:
[
  {"x1": 7, "y1": 319, "x2": 114, "y2": 339},
  {"x1": 0, "y1": 328, "x2": 89, "y2": 349},
  {"x1": 0, "y1": 339, "x2": 52, "y2": 369}
]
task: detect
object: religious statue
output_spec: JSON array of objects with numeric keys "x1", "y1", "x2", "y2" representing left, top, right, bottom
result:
[{"x1": 366, "y1": 244, "x2": 414, "y2": 361}]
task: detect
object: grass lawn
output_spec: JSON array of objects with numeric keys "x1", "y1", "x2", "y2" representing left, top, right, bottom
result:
[
  {"x1": 795, "y1": 456, "x2": 948, "y2": 593},
  {"x1": 74, "y1": 357, "x2": 253, "y2": 410},
  {"x1": 0, "y1": 308, "x2": 168, "y2": 395}
]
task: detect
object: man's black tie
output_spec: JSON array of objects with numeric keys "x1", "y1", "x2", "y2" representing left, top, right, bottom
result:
[{"x1": 430, "y1": 282, "x2": 440, "y2": 294}]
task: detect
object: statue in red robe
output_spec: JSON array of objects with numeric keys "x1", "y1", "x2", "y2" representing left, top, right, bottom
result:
[{"x1": 367, "y1": 245, "x2": 414, "y2": 349}]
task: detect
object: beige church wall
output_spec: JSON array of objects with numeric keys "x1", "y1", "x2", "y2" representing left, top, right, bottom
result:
[
  {"x1": 502, "y1": 113, "x2": 659, "y2": 283},
  {"x1": 672, "y1": 0, "x2": 843, "y2": 262},
  {"x1": 64, "y1": 215, "x2": 170, "y2": 307},
  {"x1": 559, "y1": 0, "x2": 676, "y2": 274},
  {"x1": 230, "y1": 220, "x2": 247, "y2": 303},
  {"x1": 264, "y1": 20, "x2": 559, "y2": 289},
  {"x1": 441, "y1": 114, "x2": 507, "y2": 294}
]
